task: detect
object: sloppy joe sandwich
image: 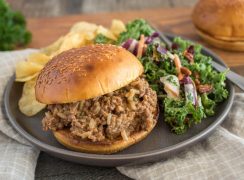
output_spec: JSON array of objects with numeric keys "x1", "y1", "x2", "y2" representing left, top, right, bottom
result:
[{"x1": 35, "y1": 44, "x2": 158, "y2": 154}]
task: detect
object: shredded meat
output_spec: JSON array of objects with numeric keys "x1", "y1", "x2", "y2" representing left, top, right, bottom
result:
[{"x1": 42, "y1": 77, "x2": 157, "y2": 142}]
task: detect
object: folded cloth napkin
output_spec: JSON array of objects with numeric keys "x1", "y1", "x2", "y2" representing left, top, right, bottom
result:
[
  {"x1": 0, "y1": 50, "x2": 40, "y2": 180},
  {"x1": 0, "y1": 50, "x2": 243, "y2": 180}
]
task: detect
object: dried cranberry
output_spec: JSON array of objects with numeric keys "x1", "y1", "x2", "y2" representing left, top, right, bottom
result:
[
  {"x1": 187, "y1": 45, "x2": 194, "y2": 54},
  {"x1": 171, "y1": 43, "x2": 179, "y2": 50}
]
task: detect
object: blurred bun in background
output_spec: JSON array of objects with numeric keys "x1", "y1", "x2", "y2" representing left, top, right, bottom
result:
[{"x1": 192, "y1": 0, "x2": 244, "y2": 51}]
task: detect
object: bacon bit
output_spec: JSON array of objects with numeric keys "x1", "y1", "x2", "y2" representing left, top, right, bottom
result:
[
  {"x1": 180, "y1": 67, "x2": 192, "y2": 76},
  {"x1": 173, "y1": 54, "x2": 184, "y2": 80},
  {"x1": 173, "y1": 55, "x2": 192, "y2": 80},
  {"x1": 137, "y1": 34, "x2": 145, "y2": 58},
  {"x1": 197, "y1": 84, "x2": 213, "y2": 93},
  {"x1": 183, "y1": 50, "x2": 194, "y2": 64},
  {"x1": 193, "y1": 72, "x2": 201, "y2": 86},
  {"x1": 194, "y1": 79, "x2": 200, "y2": 86}
]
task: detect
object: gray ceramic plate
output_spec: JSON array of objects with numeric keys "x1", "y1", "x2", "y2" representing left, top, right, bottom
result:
[{"x1": 4, "y1": 35, "x2": 234, "y2": 167}]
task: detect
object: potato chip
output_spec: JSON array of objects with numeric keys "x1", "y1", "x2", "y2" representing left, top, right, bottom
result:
[
  {"x1": 110, "y1": 19, "x2": 126, "y2": 37},
  {"x1": 55, "y1": 32, "x2": 86, "y2": 55},
  {"x1": 27, "y1": 52, "x2": 50, "y2": 65},
  {"x1": 15, "y1": 61, "x2": 43, "y2": 82},
  {"x1": 83, "y1": 32, "x2": 96, "y2": 42},
  {"x1": 41, "y1": 36, "x2": 64, "y2": 56},
  {"x1": 15, "y1": 73, "x2": 39, "y2": 82},
  {"x1": 18, "y1": 79, "x2": 46, "y2": 116},
  {"x1": 70, "y1": 22, "x2": 98, "y2": 34},
  {"x1": 96, "y1": 25, "x2": 117, "y2": 40},
  {"x1": 15, "y1": 52, "x2": 50, "y2": 82}
]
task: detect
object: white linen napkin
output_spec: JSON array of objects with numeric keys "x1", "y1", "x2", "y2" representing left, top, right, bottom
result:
[
  {"x1": 0, "y1": 50, "x2": 243, "y2": 180},
  {"x1": 0, "y1": 49, "x2": 40, "y2": 180}
]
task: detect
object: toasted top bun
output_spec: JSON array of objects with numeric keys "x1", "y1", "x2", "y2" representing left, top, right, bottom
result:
[
  {"x1": 35, "y1": 44, "x2": 143, "y2": 104},
  {"x1": 192, "y1": 0, "x2": 244, "y2": 40}
]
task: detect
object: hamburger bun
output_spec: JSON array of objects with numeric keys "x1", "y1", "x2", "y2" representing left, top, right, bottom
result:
[
  {"x1": 35, "y1": 44, "x2": 144, "y2": 104},
  {"x1": 192, "y1": 0, "x2": 244, "y2": 51},
  {"x1": 195, "y1": 28, "x2": 244, "y2": 51},
  {"x1": 53, "y1": 107, "x2": 158, "y2": 154}
]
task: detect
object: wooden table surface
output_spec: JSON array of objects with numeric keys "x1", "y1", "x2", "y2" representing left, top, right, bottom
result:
[
  {"x1": 29, "y1": 7, "x2": 243, "y2": 179},
  {"x1": 27, "y1": 7, "x2": 244, "y2": 68}
]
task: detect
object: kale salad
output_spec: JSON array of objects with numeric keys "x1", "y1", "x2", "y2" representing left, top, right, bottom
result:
[{"x1": 94, "y1": 19, "x2": 228, "y2": 134}]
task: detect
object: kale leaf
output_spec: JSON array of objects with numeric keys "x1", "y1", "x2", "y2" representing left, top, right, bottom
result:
[
  {"x1": 93, "y1": 34, "x2": 115, "y2": 44},
  {"x1": 140, "y1": 43, "x2": 176, "y2": 93},
  {"x1": 201, "y1": 93, "x2": 216, "y2": 116},
  {"x1": 116, "y1": 19, "x2": 154, "y2": 44},
  {"x1": 164, "y1": 97, "x2": 205, "y2": 134}
]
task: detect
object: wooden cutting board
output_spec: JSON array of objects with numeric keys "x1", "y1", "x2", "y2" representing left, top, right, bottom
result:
[{"x1": 27, "y1": 7, "x2": 244, "y2": 68}]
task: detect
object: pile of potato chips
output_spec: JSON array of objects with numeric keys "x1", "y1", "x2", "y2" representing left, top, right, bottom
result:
[{"x1": 16, "y1": 20, "x2": 126, "y2": 116}]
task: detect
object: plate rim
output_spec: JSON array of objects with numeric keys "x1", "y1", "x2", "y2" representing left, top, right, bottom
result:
[{"x1": 3, "y1": 34, "x2": 235, "y2": 161}]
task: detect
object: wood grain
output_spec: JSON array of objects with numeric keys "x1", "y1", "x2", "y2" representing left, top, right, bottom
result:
[
  {"x1": 6, "y1": 0, "x2": 197, "y2": 17},
  {"x1": 26, "y1": 7, "x2": 244, "y2": 68}
]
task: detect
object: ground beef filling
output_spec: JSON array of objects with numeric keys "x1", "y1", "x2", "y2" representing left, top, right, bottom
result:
[{"x1": 42, "y1": 77, "x2": 157, "y2": 142}]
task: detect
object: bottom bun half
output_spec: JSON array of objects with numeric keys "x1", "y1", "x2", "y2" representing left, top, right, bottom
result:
[
  {"x1": 53, "y1": 108, "x2": 159, "y2": 154},
  {"x1": 196, "y1": 28, "x2": 244, "y2": 52}
]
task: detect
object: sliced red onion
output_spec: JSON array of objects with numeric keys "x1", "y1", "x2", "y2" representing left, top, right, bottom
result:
[
  {"x1": 122, "y1": 39, "x2": 133, "y2": 49},
  {"x1": 122, "y1": 39, "x2": 138, "y2": 56},
  {"x1": 156, "y1": 45, "x2": 167, "y2": 55},
  {"x1": 181, "y1": 75, "x2": 192, "y2": 84},
  {"x1": 151, "y1": 32, "x2": 160, "y2": 38},
  {"x1": 183, "y1": 76, "x2": 198, "y2": 106},
  {"x1": 128, "y1": 39, "x2": 138, "y2": 55},
  {"x1": 145, "y1": 32, "x2": 160, "y2": 44},
  {"x1": 133, "y1": 43, "x2": 139, "y2": 56}
]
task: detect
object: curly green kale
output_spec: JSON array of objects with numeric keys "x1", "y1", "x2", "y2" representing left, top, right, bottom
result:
[
  {"x1": 172, "y1": 37, "x2": 228, "y2": 114},
  {"x1": 116, "y1": 19, "x2": 154, "y2": 44},
  {"x1": 0, "y1": 0, "x2": 32, "y2": 50},
  {"x1": 201, "y1": 93, "x2": 216, "y2": 116},
  {"x1": 142, "y1": 36, "x2": 228, "y2": 134},
  {"x1": 93, "y1": 34, "x2": 114, "y2": 44},
  {"x1": 164, "y1": 97, "x2": 205, "y2": 134},
  {"x1": 140, "y1": 43, "x2": 176, "y2": 93}
]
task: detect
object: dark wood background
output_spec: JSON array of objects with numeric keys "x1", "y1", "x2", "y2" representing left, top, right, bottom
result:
[{"x1": 6, "y1": 0, "x2": 197, "y2": 17}]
